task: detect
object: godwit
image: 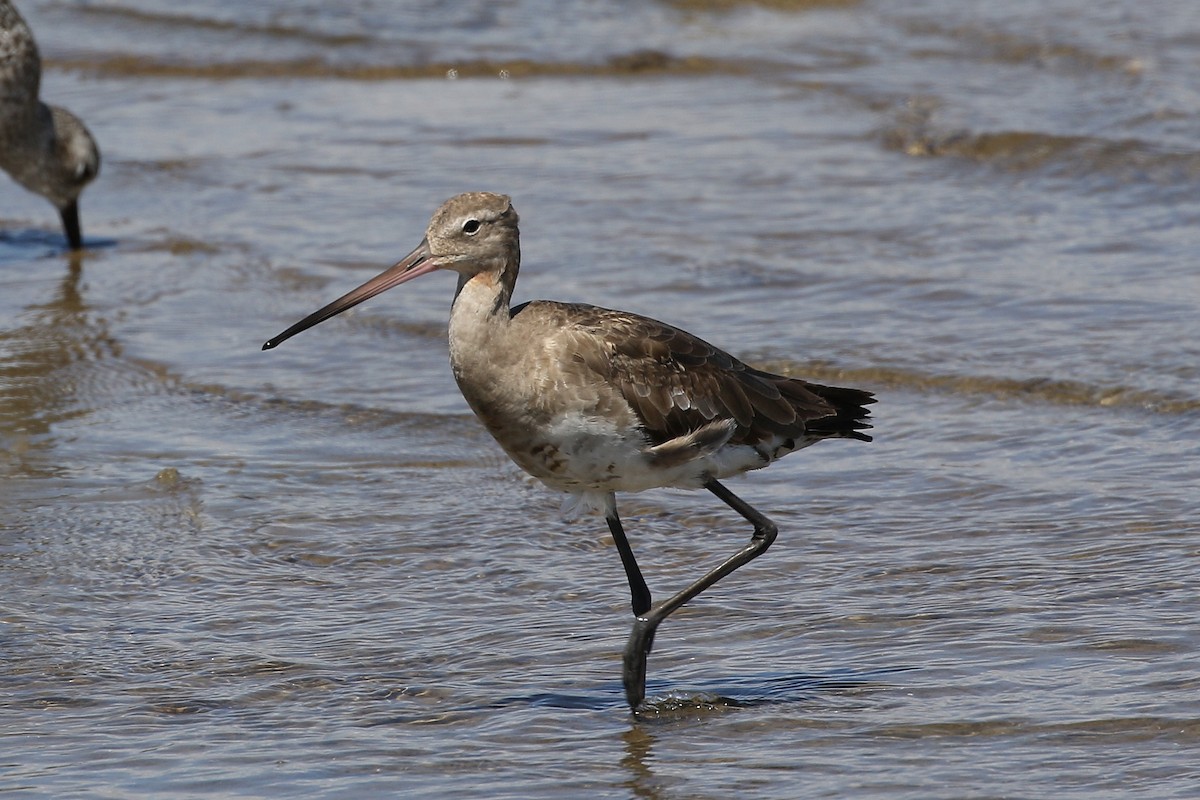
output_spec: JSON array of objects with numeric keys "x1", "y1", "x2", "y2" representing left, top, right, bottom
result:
[
  {"x1": 0, "y1": 0, "x2": 100, "y2": 249},
  {"x1": 264, "y1": 192, "x2": 874, "y2": 710}
]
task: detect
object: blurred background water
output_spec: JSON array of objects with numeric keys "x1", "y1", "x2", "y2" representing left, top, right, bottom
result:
[{"x1": 1, "y1": 1, "x2": 1198, "y2": 798}]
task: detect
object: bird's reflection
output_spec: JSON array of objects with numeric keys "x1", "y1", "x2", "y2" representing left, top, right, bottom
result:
[
  {"x1": 621, "y1": 724, "x2": 663, "y2": 800},
  {"x1": 0, "y1": 250, "x2": 105, "y2": 478}
]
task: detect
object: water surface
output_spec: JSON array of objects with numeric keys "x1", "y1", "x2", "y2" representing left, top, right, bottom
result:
[{"x1": 2, "y1": 1, "x2": 1197, "y2": 797}]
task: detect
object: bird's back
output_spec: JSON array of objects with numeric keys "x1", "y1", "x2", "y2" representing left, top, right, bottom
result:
[{"x1": 510, "y1": 300, "x2": 874, "y2": 455}]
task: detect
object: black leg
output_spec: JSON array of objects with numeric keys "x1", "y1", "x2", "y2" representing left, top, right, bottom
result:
[
  {"x1": 606, "y1": 509, "x2": 652, "y2": 617},
  {"x1": 622, "y1": 477, "x2": 778, "y2": 711},
  {"x1": 60, "y1": 201, "x2": 83, "y2": 250}
]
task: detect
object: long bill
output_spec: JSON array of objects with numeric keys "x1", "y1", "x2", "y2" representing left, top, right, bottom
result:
[{"x1": 262, "y1": 238, "x2": 436, "y2": 350}]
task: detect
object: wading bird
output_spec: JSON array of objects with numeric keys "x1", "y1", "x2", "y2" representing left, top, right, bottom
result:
[
  {"x1": 0, "y1": 0, "x2": 100, "y2": 249},
  {"x1": 264, "y1": 192, "x2": 874, "y2": 710}
]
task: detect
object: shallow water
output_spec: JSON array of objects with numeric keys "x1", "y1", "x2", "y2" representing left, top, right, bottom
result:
[{"x1": 2, "y1": 1, "x2": 1198, "y2": 798}]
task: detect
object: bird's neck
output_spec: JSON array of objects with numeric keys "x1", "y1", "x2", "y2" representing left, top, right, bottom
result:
[
  {"x1": 447, "y1": 262, "x2": 524, "y2": 421},
  {"x1": 451, "y1": 254, "x2": 517, "y2": 317},
  {"x1": 449, "y1": 261, "x2": 517, "y2": 353}
]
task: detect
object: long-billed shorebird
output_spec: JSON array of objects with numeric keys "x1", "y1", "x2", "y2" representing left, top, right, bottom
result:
[
  {"x1": 264, "y1": 192, "x2": 874, "y2": 710},
  {"x1": 1, "y1": 0, "x2": 100, "y2": 249}
]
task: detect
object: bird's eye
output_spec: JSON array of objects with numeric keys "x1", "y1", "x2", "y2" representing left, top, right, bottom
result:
[{"x1": 462, "y1": 219, "x2": 481, "y2": 235}]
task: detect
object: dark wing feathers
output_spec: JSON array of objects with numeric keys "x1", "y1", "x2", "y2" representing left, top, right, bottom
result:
[{"x1": 537, "y1": 302, "x2": 874, "y2": 447}]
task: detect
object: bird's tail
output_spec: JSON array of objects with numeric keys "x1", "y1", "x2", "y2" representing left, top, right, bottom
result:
[{"x1": 797, "y1": 382, "x2": 875, "y2": 442}]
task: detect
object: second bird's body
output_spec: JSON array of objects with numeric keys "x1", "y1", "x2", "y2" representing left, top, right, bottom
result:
[{"x1": 0, "y1": 0, "x2": 100, "y2": 248}]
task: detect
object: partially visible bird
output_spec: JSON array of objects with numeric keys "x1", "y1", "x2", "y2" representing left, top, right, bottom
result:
[
  {"x1": 264, "y1": 192, "x2": 875, "y2": 710},
  {"x1": 0, "y1": 0, "x2": 99, "y2": 249}
]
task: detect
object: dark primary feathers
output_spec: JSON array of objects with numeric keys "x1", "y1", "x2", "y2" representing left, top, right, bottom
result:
[{"x1": 514, "y1": 301, "x2": 874, "y2": 449}]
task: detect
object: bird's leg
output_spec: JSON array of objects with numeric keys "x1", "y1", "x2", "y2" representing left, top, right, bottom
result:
[
  {"x1": 60, "y1": 201, "x2": 83, "y2": 251},
  {"x1": 622, "y1": 477, "x2": 778, "y2": 711},
  {"x1": 606, "y1": 508, "x2": 652, "y2": 617}
]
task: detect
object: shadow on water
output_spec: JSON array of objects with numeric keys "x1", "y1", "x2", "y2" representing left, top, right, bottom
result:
[
  {"x1": 0, "y1": 228, "x2": 118, "y2": 258},
  {"x1": 635, "y1": 665, "x2": 916, "y2": 718},
  {"x1": 491, "y1": 664, "x2": 916, "y2": 714},
  {"x1": 359, "y1": 666, "x2": 914, "y2": 732}
]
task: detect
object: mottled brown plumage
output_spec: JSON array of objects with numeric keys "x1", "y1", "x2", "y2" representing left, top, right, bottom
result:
[
  {"x1": 264, "y1": 192, "x2": 875, "y2": 711},
  {"x1": 537, "y1": 300, "x2": 873, "y2": 447}
]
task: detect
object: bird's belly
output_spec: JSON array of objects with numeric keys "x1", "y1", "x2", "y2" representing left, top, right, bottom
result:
[{"x1": 487, "y1": 411, "x2": 701, "y2": 494}]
